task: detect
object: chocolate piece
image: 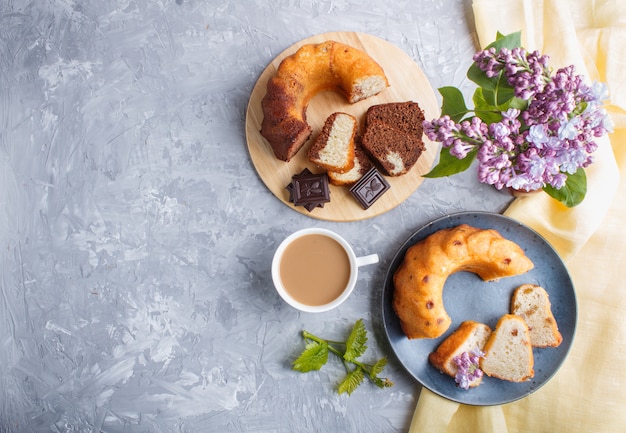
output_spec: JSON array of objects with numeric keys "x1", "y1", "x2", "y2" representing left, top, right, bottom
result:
[
  {"x1": 286, "y1": 183, "x2": 327, "y2": 211},
  {"x1": 286, "y1": 168, "x2": 330, "y2": 212},
  {"x1": 349, "y1": 167, "x2": 390, "y2": 209}
]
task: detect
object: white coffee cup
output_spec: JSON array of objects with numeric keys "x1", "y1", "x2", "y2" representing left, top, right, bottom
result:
[{"x1": 271, "y1": 228, "x2": 379, "y2": 313}]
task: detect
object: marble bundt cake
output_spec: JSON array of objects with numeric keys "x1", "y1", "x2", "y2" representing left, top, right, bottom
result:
[
  {"x1": 361, "y1": 101, "x2": 426, "y2": 176},
  {"x1": 308, "y1": 112, "x2": 357, "y2": 173}
]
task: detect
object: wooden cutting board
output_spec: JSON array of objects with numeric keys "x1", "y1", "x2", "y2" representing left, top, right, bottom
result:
[{"x1": 245, "y1": 32, "x2": 440, "y2": 221}]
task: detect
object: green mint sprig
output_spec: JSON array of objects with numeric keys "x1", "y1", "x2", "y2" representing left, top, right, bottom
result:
[{"x1": 292, "y1": 319, "x2": 394, "y2": 395}]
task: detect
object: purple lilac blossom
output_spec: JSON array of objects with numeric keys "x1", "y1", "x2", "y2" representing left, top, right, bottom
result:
[
  {"x1": 473, "y1": 47, "x2": 551, "y2": 99},
  {"x1": 453, "y1": 349, "x2": 485, "y2": 390},
  {"x1": 427, "y1": 46, "x2": 613, "y2": 192}
]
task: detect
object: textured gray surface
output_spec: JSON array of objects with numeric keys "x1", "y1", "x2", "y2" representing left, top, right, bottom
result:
[{"x1": 0, "y1": 1, "x2": 512, "y2": 432}]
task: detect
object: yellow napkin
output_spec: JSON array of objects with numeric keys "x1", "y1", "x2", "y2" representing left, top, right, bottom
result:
[{"x1": 409, "y1": 0, "x2": 626, "y2": 431}]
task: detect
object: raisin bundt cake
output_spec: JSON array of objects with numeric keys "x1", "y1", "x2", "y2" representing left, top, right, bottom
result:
[
  {"x1": 480, "y1": 314, "x2": 535, "y2": 382},
  {"x1": 428, "y1": 321, "x2": 492, "y2": 388},
  {"x1": 392, "y1": 224, "x2": 534, "y2": 339},
  {"x1": 260, "y1": 40, "x2": 388, "y2": 162},
  {"x1": 511, "y1": 284, "x2": 562, "y2": 348}
]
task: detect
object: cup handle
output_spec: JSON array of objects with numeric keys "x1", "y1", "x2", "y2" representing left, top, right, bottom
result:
[{"x1": 355, "y1": 254, "x2": 379, "y2": 268}]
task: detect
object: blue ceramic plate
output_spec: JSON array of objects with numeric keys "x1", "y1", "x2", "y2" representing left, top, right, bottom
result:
[{"x1": 382, "y1": 211, "x2": 577, "y2": 406}]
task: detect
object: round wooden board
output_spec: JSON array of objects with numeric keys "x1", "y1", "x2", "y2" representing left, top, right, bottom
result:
[{"x1": 245, "y1": 32, "x2": 440, "y2": 221}]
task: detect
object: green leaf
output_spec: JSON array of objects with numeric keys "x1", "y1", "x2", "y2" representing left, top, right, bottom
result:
[
  {"x1": 494, "y1": 77, "x2": 517, "y2": 106},
  {"x1": 439, "y1": 86, "x2": 470, "y2": 122},
  {"x1": 543, "y1": 168, "x2": 587, "y2": 207},
  {"x1": 344, "y1": 319, "x2": 367, "y2": 362},
  {"x1": 337, "y1": 367, "x2": 365, "y2": 395},
  {"x1": 467, "y1": 31, "x2": 523, "y2": 92},
  {"x1": 472, "y1": 88, "x2": 502, "y2": 123},
  {"x1": 292, "y1": 341, "x2": 329, "y2": 372},
  {"x1": 423, "y1": 146, "x2": 477, "y2": 178},
  {"x1": 467, "y1": 62, "x2": 499, "y2": 90},
  {"x1": 370, "y1": 376, "x2": 394, "y2": 389},
  {"x1": 486, "y1": 31, "x2": 522, "y2": 50},
  {"x1": 478, "y1": 72, "x2": 516, "y2": 107},
  {"x1": 369, "y1": 357, "x2": 388, "y2": 378},
  {"x1": 571, "y1": 101, "x2": 588, "y2": 117},
  {"x1": 507, "y1": 96, "x2": 529, "y2": 111},
  {"x1": 292, "y1": 319, "x2": 394, "y2": 396}
]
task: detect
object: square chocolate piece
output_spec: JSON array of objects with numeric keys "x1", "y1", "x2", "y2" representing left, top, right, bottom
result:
[
  {"x1": 286, "y1": 168, "x2": 330, "y2": 212},
  {"x1": 349, "y1": 167, "x2": 390, "y2": 209}
]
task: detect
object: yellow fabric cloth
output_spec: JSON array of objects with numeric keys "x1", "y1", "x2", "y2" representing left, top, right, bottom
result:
[{"x1": 409, "y1": 0, "x2": 626, "y2": 431}]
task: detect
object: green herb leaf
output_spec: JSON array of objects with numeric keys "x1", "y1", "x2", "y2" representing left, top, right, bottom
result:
[
  {"x1": 293, "y1": 320, "x2": 394, "y2": 396},
  {"x1": 439, "y1": 86, "x2": 470, "y2": 122},
  {"x1": 344, "y1": 319, "x2": 368, "y2": 362},
  {"x1": 543, "y1": 167, "x2": 587, "y2": 207},
  {"x1": 338, "y1": 367, "x2": 365, "y2": 395},
  {"x1": 424, "y1": 146, "x2": 477, "y2": 178},
  {"x1": 370, "y1": 376, "x2": 394, "y2": 389},
  {"x1": 369, "y1": 357, "x2": 388, "y2": 378},
  {"x1": 292, "y1": 341, "x2": 329, "y2": 372}
]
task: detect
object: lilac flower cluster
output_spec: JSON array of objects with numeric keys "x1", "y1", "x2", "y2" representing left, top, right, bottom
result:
[
  {"x1": 473, "y1": 47, "x2": 551, "y2": 99},
  {"x1": 453, "y1": 349, "x2": 485, "y2": 390},
  {"x1": 424, "y1": 47, "x2": 613, "y2": 192}
]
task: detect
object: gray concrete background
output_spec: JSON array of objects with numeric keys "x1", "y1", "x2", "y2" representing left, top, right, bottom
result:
[{"x1": 0, "y1": 1, "x2": 512, "y2": 431}]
